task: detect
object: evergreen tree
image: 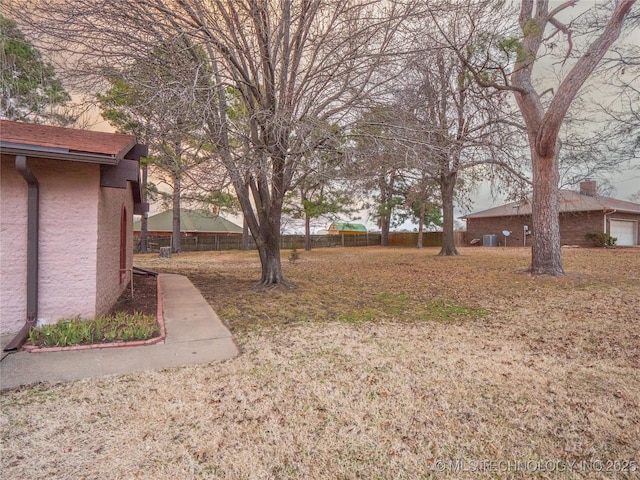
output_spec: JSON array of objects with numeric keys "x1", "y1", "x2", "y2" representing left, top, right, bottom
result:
[{"x1": 0, "y1": 14, "x2": 71, "y2": 124}]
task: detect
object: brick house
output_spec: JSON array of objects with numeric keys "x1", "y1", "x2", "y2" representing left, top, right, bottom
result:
[
  {"x1": 463, "y1": 181, "x2": 640, "y2": 247},
  {"x1": 0, "y1": 120, "x2": 147, "y2": 349}
]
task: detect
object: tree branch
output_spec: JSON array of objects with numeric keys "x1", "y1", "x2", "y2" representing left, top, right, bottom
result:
[{"x1": 538, "y1": 0, "x2": 637, "y2": 156}]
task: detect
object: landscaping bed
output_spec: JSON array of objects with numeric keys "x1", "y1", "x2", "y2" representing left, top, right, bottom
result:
[{"x1": 25, "y1": 274, "x2": 160, "y2": 349}]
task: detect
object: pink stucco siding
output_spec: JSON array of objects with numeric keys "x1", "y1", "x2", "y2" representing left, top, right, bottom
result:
[
  {"x1": 95, "y1": 183, "x2": 134, "y2": 316},
  {"x1": 1, "y1": 157, "x2": 28, "y2": 333},
  {"x1": 1, "y1": 156, "x2": 100, "y2": 333}
]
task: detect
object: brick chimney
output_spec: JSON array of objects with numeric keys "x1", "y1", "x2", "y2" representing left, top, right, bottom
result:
[{"x1": 580, "y1": 180, "x2": 597, "y2": 197}]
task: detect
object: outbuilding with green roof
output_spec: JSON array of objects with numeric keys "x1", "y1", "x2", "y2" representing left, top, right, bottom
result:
[{"x1": 328, "y1": 222, "x2": 368, "y2": 235}]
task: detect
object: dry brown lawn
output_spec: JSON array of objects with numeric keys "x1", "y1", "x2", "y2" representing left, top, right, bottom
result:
[{"x1": 2, "y1": 247, "x2": 639, "y2": 479}]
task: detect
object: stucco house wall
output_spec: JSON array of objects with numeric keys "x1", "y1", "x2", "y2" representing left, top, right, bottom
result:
[
  {"x1": 36, "y1": 159, "x2": 101, "y2": 324},
  {"x1": 1, "y1": 156, "x2": 101, "y2": 332},
  {"x1": 95, "y1": 183, "x2": 134, "y2": 316},
  {"x1": 1, "y1": 156, "x2": 29, "y2": 333}
]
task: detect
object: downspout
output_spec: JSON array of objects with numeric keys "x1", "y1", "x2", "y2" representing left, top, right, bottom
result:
[
  {"x1": 604, "y1": 209, "x2": 617, "y2": 236},
  {"x1": 4, "y1": 156, "x2": 39, "y2": 352}
]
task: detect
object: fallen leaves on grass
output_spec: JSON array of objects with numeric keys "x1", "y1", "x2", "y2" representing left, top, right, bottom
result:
[{"x1": 1, "y1": 247, "x2": 639, "y2": 479}]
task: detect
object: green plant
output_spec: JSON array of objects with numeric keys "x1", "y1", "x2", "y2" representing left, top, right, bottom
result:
[
  {"x1": 336, "y1": 311, "x2": 375, "y2": 323},
  {"x1": 418, "y1": 300, "x2": 489, "y2": 322},
  {"x1": 584, "y1": 232, "x2": 617, "y2": 247},
  {"x1": 28, "y1": 312, "x2": 159, "y2": 348}
]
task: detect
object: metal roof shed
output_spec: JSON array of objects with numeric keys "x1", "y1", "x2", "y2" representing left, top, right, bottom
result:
[{"x1": 328, "y1": 222, "x2": 368, "y2": 235}]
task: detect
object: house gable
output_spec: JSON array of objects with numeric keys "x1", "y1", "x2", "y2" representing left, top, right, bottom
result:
[{"x1": 463, "y1": 184, "x2": 640, "y2": 247}]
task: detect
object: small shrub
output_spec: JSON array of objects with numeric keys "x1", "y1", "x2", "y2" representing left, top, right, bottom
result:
[
  {"x1": 28, "y1": 312, "x2": 159, "y2": 348},
  {"x1": 584, "y1": 232, "x2": 617, "y2": 247},
  {"x1": 289, "y1": 248, "x2": 300, "y2": 263}
]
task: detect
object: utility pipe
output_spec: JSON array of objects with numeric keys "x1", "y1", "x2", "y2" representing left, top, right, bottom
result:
[
  {"x1": 4, "y1": 156, "x2": 39, "y2": 352},
  {"x1": 603, "y1": 209, "x2": 617, "y2": 236}
]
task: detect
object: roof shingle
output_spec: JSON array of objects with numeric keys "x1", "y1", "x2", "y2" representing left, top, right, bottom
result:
[
  {"x1": 462, "y1": 190, "x2": 640, "y2": 219},
  {"x1": 134, "y1": 209, "x2": 242, "y2": 234},
  {"x1": 0, "y1": 120, "x2": 136, "y2": 157}
]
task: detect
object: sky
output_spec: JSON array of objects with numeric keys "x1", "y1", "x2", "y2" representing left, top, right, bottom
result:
[{"x1": 87, "y1": 1, "x2": 639, "y2": 232}]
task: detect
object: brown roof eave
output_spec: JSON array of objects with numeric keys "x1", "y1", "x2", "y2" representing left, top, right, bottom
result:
[
  {"x1": 115, "y1": 138, "x2": 138, "y2": 160},
  {"x1": 1, "y1": 142, "x2": 120, "y2": 165}
]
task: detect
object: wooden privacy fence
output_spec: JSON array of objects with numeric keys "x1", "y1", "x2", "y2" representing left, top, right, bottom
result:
[
  {"x1": 388, "y1": 231, "x2": 466, "y2": 247},
  {"x1": 134, "y1": 231, "x2": 464, "y2": 253}
]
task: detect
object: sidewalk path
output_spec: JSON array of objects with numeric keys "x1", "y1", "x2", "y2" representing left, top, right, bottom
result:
[{"x1": 0, "y1": 274, "x2": 239, "y2": 391}]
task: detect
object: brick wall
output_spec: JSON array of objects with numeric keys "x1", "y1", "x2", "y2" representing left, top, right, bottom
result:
[
  {"x1": 466, "y1": 215, "x2": 533, "y2": 247},
  {"x1": 464, "y1": 210, "x2": 634, "y2": 247},
  {"x1": 559, "y1": 211, "x2": 604, "y2": 246}
]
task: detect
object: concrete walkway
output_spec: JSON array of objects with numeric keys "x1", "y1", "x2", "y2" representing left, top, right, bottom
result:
[{"x1": 0, "y1": 274, "x2": 239, "y2": 391}]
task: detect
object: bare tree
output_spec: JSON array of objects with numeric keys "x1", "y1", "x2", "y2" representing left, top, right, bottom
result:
[
  {"x1": 585, "y1": 8, "x2": 640, "y2": 178},
  {"x1": 425, "y1": 0, "x2": 637, "y2": 274},
  {"x1": 363, "y1": 41, "x2": 528, "y2": 255},
  {"x1": 194, "y1": 1, "x2": 410, "y2": 284},
  {"x1": 9, "y1": 0, "x2": 411, "y2": 286},
  {"x1": 350, "y1": 107, "x2": 408, "y2": 246},
  {"x1": 510, "y1": 0, "x2": 636, "y2": 274}
]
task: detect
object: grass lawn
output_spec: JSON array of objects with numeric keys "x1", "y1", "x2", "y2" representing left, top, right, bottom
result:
[{"x1": 1, "y1": 247, "x2": 639, "y2": 479}]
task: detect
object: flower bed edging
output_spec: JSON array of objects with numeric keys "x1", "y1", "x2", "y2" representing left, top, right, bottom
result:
[{"x1": 22, "y1": 275, "x2": 165, "y2": 353}]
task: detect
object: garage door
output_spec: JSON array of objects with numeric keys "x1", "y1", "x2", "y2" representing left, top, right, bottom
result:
[{"x1": 610, "y1": 220, "x2": 637, "y2": 246}]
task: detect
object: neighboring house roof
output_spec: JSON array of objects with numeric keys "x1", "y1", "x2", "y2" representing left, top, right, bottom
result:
[
  {"x1": 134, "y1": 209, "x2": 243, "y2": 234},
  {"x1": 462, "y1": 190, "x2": 640, "y2": 219},
  {"x1": 330, "y1": 222, "x2": 368, "y2": 233},
  {"x1": 0, "y1": 119, "x2": 137, "y2": 162}
]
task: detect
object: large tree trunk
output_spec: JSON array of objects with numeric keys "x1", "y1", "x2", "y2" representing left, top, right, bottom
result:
[
  {"x1": 380, "y1": 216, "x2": 391, "y2": 246},
  {"x1": 172, "y1": 172, "x2": 181, "y2": 253},
  {"x1": 530, "y1": 153, "x2": 564, "y2": 275},
  {"x1": 509, "y1": 0, "x2": 636, "y2": 275},
  {"x1": 439, "y1": 174, "x2": 458, "y2": 256},
  {"x1": 304, "y1": 213, "x2": 312, "y2": 251},
  {"x1": 242, "y1": 217, "x2": 250, "y2": 251},
  {"x1": 258, "y1": 240, "x2": 284, "y2": 285},
  {"x1": 379, "y1": 170, "x2": 395, "y2": 246},
  {"x1": 416, "y1": 201, "x2": 425, "y2": 249},
  {"x1": 257, "y1": 207, "x2": 286, "y2": 286}
]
